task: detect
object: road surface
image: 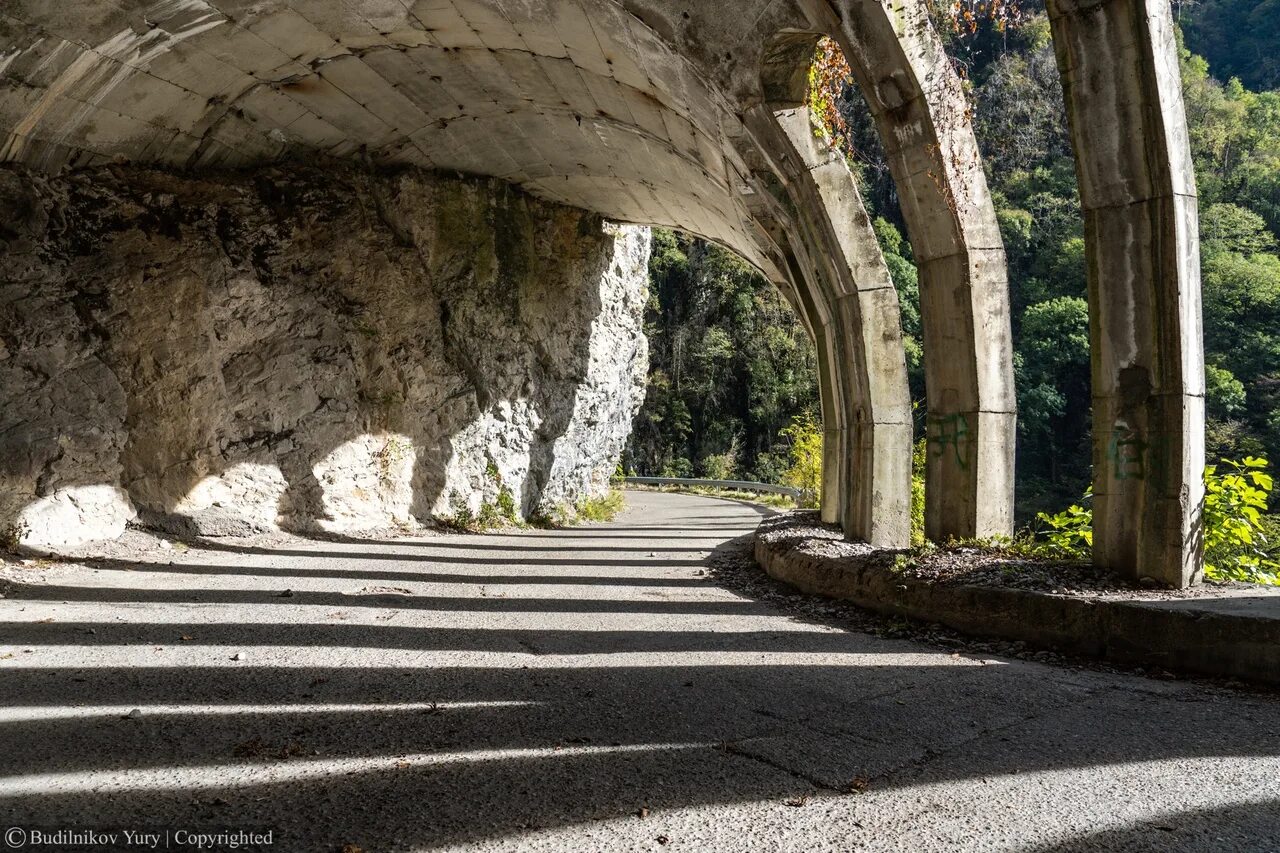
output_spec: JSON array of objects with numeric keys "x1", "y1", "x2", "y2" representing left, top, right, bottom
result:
[{"x1": 1, "y1": 491, "x2": 1277, "y2": 851}]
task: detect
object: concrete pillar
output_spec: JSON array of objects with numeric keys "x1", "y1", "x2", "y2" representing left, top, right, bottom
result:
[
  {"x1": 743, "y1": 103, "x2": 913, "y2": 547},
  {"x1": 775, "y1": 107, "x2": 913, "y2": 548},
  {"x1": 815, "y1": 0, "x2": 1017, "y2": 541},
  {"x1": 786, "y1": 260, "x2": 849, "y2": 526},
  {"x1": 1046, "y1": 0, "x2": 1205, "y2": 586}
]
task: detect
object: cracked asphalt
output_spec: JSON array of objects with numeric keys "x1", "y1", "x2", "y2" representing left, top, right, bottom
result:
[{"x1": 1, "y1": 490, "x2": 1278, "y2": 852}]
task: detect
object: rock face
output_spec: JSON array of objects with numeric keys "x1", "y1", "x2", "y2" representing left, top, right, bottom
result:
[{"x1": 0, "y1": 164, "x2": 649, "y2": 548}]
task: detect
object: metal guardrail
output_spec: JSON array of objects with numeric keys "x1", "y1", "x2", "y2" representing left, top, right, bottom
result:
[{"x1": 623, "y1": 476, "x2": 801, "y2": 499}]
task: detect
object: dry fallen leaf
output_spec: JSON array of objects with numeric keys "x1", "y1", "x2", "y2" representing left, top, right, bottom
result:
[
  {"x1": 847, "y1": 776, "x2": 870, "y2": 793},
  {"x1": 784, "y1": 795, "x2": 810, "y2": 808},
  {"x1": 340, "y1": 845, "x2": 363, "y2": 853},
  {"x1": 180, "y1": 635, "x2": 195, "y2": 641}
]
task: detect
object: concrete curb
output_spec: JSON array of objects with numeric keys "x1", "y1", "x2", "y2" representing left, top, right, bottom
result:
[{"x1": 754, "y1": 513, "x2": 1280, "y2": 686}]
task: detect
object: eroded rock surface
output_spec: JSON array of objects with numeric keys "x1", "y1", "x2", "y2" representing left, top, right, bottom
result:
[{"x1": 0, "y1": 163, "x2": 649, "y2": 547}]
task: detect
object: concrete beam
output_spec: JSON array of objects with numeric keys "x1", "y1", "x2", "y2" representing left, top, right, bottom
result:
[{"x1": 1047, "y1": 0, "x2": 1205, "y2": 586}]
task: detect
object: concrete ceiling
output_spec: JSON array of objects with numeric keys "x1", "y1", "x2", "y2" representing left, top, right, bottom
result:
[{"x1": 0, "y1": 0, "x2": 810, "y2": 267}]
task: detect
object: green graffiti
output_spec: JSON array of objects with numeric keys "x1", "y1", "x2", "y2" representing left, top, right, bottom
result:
[
  {"x1": 1107, "y1": 427, "x2": 1147, "y2": 480},
  {"x1": 928, "y1": 412, "x2": 969, "y2": 470}
]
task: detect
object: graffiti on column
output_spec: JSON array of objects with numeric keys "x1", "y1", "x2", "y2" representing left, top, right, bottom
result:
[
  {"x1": 1107, "y1": 425, "x2": 1147, "y2": 480},
  {"x1": 928, "y1": 412, "x2": 969, "y2": 470}
]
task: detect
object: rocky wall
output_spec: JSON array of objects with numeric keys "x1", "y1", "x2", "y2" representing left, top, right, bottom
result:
[{"x1": 0, "y1": 164, "x2": 649, "y2": 548}]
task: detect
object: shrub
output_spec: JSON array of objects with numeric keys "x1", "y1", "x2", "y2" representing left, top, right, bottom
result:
[
  {"x1": 910, "y1": 439, "x2": 927, "y2": 547},
  {"x1": 781, "y1": 412, "x2": 823, "y2": 508},
  {"x1": 700, "y1": 437, "x2": 740, "y2": 481},
  {"x1": 1035, "y1": 456, "x2": 1279, "y2": 584},
  {"x1": 1034, "y1": 494, "x2": 1093, "y2": 559},
  {"x1": 661, "y1": 457, "x2": 694, "y2": 478},
  {"x1": 576, "y1": 489, "x2": 626, "y2": 522},
  {"x1": 1203, "y1": 456, "x2": 1279, "y2": 583}
]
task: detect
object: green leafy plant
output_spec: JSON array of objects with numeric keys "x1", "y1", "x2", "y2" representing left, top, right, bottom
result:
[
  {"x1": 576, "y1": 489, "x2": 626, "y2": 522},
  {"x1": 910, "y1": 438, "x2": 927, "y2": 547},
  {"x1": 699, "y1": 436, "x2": 740, "y2": 481},
  {"x1": 1203, "y1": 456, "x2": 1279, "y2": 583},
  {"x1": 1034, "y1": 494, "x2": 1093, "y2": 559},
  {"x1": 781, "y1": 412, "x2": 823, "y2": 509},
  {"x1": 1034, "y1": 457, "x2": 1279, "y2": 584}
]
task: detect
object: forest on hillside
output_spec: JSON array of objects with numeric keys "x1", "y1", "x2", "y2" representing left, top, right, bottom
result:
[{"x1": 623, "y1": 0, "x2": 1280, "y2": 531}]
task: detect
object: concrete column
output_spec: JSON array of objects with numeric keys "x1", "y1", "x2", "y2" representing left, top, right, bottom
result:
[
  {"x1": 744, "y1": 104, "x2": 913, "y2": 547},
  {"x1": 786, "y1": 261, "x2": 849, "y2": 526},
  {"x1": 770, "y1": 267, "x2": 847, "y2": 525},
  {"x1": 815, "y1": 0, "x2": 1017, "y2": 541},
  {"x1": 1046, "y1": 0, "x2": 1205, "y2": 586},
  {"x1": 777, "y1": 107, "x2": 913, "y2": 548}
]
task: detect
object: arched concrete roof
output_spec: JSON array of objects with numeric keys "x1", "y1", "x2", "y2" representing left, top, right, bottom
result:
[
  {"x1": 0, "y1": 0, "x2": 804, "y2": 271},
  {"x1": 0, "y1": 0, "x2": 1207, "y2": 584}
]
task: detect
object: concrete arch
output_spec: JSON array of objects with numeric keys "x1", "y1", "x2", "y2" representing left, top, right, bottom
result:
[
  {"x1": 743, "y1": 101, "x2": 913, "y2": 547},
  {"x1": 1046, "y1": 0, "x2": 1205, "y2": 586},
  {"x1": 807, "y1": 0, "x2": 1018, "y2": 541},
  {"x1": 751, "y1": 30, "x2": 913, "y2": 545}
]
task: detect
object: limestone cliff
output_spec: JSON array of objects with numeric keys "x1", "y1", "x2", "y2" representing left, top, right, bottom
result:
[{"x1": 0, "y1": 164, "x2": 649, "y2": 547}]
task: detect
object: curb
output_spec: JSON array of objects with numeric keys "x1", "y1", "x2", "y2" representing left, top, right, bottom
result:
[{"x1": 754, "y1": 514, "x2": 1280, "y2": 686}]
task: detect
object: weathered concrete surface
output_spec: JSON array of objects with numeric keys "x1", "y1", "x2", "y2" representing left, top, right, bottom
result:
[
  {"x1": 821, "y1": 0, "x2": 1018, "y2": 542},
  {"x1": 0, "y1": 0, "x2": 1209, "y2": 583},
  {"x1": 1, "y1": 491, "x2": 1277, "y2": 851},
  {"x1": 755, "y1": 511, "x2": 1280, "y2": 686},
  {"x1": 756, "y1": 105, "x2": 913, "y2": 548},
  {"x1": 1047, "y1": 0, "x2": 1206, "y2": 586},
  {"x1": 0, "y1": 164, "x2": 649, "y2": 547}
]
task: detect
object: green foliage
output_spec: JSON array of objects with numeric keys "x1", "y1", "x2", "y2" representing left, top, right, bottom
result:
[
  {"x1": 624, "y1": 230, "x2": 818, "y2": 484},
  {"x1": 780, "y1": 412, "x2": 823, "y2": 509},
  {"x1": 530, "y1": 488, "x2": 628, "y2": 528},
  {"x1": 441, "y1": 463, "x2": 521, "y2": 532},
  {"x1": 1206, "y1": 363, "x2": 1248, "y2": 417},
  {"x1": 1201, "y1": 202, "x2": 1278, "y2": 254},
  {"x1": 1034, "y1": 498, "x2": 1093, "y2": 560},
  {"x1": 872, "y1": 216, "x2": 904, "y2": 256},
  {"x1": 699, "y1": 436, "x2": 739, "y2": 480},
  {"x1": 910, "y1": 439, "x2": 927, "y2": 548},
  {"x1": 439, "y1": 496, "x2": 475, "y2": 532},
  {"x1": 1203, "y1": 457, "x2": 1280, "y2": 584},
  {"x1": 1182, "y1": 0, "x2": 1280, "y2": 91},
  {"x1": 575, "y1": 489, "x2": 626, "y2": 523},
  {"x1": 485, "y1": 461, "x2": 519, "y2": 525},
  {"x1": 660, "y1": 457, "x2": 694, "y2": 478},
  {"x1": 1034, "y1": 459, "x2": 1279, "y2": 585},
  {"x1": 875, "y1": 218, "x2": 925, "y2": 397}
]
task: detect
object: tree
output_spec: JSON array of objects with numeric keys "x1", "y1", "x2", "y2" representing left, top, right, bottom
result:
[{"x1": 623, "y1": 230, "x2": 818, "y2": 483}]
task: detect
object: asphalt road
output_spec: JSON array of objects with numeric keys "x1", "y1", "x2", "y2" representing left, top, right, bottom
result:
[{"x1": 1, "y1": 490, "x2": 1277, "y2": 852}]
